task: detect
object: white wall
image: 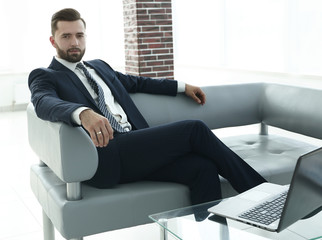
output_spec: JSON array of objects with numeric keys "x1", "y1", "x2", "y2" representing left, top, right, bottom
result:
[{"x1": 0, "y1": 73, "x2": 30, "y2": 111}]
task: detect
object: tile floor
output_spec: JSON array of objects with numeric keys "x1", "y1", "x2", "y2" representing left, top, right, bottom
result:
[{"x1": 1, "y1": 110, "x2": 322, "y2": 240}]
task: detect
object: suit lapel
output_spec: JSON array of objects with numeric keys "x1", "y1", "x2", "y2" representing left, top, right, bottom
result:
[{"x1": 49, "y1": 58, "x2": 97, "y2": 107}]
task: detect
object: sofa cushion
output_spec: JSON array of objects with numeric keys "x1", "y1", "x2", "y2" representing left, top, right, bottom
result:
[
  {"x1": 219, "y1": 134, "x2": 318, "y2": 197},
  {"x1": 30, "y1": 165, "x2": 190, "y2": 239}
]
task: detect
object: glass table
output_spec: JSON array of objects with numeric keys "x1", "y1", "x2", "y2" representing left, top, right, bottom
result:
[{"x1": 149, "y1": 200, "x2": 322, "y2": 240}]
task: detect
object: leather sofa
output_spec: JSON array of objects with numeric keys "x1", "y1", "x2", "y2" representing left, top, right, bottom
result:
[{"x1": 27, "y1": 82, "x2": 322, "y2": 240}]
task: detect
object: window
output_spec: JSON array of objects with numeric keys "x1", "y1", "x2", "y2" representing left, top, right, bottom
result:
[{"x1": 173, "y1": 0, "x2": 322, "y2": 76}]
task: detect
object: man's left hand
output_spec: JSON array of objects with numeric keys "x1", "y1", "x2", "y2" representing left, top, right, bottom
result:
[{"x1": 185, "y1": 84, "x2": 206, "y2": 105}]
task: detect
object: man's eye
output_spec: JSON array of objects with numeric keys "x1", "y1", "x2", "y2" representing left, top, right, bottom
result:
[{"x1": 62, "y1": 35, "x2": 70, "y2": 39}]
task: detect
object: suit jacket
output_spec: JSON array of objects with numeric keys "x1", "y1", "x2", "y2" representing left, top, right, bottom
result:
[
  {"x1": 28, "y1": 57, "x2": 178, "y2": 186},
  {"x1": 29, "y1": 57, "x2": 178, "y2": 128}
]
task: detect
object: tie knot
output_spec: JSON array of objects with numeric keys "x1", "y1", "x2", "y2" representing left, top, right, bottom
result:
[{"x1": 76, "y1": 62, "x2": 86, "y2": 71}]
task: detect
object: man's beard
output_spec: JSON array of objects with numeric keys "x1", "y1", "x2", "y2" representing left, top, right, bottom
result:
[{"x1": 57, "y1": 47, "x2": 85, "y2": 63}]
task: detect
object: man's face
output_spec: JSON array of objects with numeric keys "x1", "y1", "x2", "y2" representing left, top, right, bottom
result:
[{"x1": 50, "y1": 20, "x2": 86, "y2": 63}]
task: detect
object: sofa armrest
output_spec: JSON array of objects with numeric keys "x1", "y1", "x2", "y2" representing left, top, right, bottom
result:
[
  {"x1": 262, "y1": 84, "x2": 322, "y2": 140},
  {"x1": 27, "y1": 103, "x2": 98, "y2": 183}
]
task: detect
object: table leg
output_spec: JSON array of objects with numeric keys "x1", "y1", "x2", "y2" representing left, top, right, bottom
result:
[{"x1": 159, "y1": 219, "x2": 168, "y2": 240}]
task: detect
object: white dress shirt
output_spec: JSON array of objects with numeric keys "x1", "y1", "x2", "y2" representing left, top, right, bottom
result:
[{"x1": 55, "y1": 57, "x2": 185, "y2": 128}]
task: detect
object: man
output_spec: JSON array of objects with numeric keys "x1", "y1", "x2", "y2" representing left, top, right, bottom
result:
[{"x1": 29, "y1": 8, "x2": 266, "y2": 205}]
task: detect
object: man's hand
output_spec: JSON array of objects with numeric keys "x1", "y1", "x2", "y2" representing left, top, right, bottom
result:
[
  {"x1": 185, "y1": 84, "x2": 206, "y2": 105},
  {"x1": 79, "y1": 109, "x2": 114, "y2": 147}
]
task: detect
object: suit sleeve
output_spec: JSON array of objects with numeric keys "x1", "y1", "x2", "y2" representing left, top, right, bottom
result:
[
  {"x1": 115, "y1": 71, "x2": 178, "y2": 96},
  {"x1": 28, "y1": 68, "x2": 85, "y2": 126},
  {"x1": 93, "y1": 59, "x2": 178, "y2": 96}
]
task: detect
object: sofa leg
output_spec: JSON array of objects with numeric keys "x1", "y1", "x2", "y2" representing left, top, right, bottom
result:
[
  {"x1": 260, "y1": 122, "x2": 268, "y2": 135},
  {"x1": 42, "y1": 210, "x2": 55, "y2": 240}
]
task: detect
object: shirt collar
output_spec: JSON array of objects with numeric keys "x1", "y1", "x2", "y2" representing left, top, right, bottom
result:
[{"x1": 55, "y1": 56, "x2": 81, "y2": 72}]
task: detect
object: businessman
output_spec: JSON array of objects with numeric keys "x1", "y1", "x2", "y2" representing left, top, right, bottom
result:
[{"x1": 29, "y1": 8, "x2": 266, "y2": 205}]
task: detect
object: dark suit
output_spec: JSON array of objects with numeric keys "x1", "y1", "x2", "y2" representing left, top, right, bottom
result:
[{"x1": 29, "y1": 57, "x2": 266, "y2": 204}]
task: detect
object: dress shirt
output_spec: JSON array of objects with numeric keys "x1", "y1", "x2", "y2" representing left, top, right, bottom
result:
[{"x1": 54, "y1": 56, "x2": 185, "y2": 127}]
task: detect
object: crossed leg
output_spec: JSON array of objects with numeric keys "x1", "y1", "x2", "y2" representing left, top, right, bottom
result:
[{"x1": 91, "y1": 120, "x2": 266, "y2": 204}]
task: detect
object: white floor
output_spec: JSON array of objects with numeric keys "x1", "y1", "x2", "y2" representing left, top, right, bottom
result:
[{"x1": 1, "y1": 109, "x2": 322, "y2": 240}]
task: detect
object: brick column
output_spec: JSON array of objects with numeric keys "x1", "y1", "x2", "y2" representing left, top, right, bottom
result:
[{"x1": 123, "y1": 0, "x2": 174, "y2": 79}]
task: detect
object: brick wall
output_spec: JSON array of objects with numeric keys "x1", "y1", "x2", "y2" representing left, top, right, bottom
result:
[{"x1": 123, "y1": 0, "x2": 174, "y2": 79}]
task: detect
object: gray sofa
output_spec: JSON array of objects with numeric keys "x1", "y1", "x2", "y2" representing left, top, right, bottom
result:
[{"x1": 27, "y1": 82, "x2": 322, "y2": 240}]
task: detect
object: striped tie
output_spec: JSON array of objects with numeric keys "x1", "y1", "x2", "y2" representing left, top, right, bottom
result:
[{"x1": 76, "y1": 63, "x2": 127, "y2": 133}]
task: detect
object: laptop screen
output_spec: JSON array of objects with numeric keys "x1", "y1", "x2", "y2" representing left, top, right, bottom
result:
[{"x1": 278, "y1": 147, "x2": 322, "y2": 231}]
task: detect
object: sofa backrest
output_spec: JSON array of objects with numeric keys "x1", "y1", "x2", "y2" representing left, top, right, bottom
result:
[
  {"x1": 131, "y1": 82, "x2": 322, "y2": 141},
  {"x1": 130, "y1": 83, "x2": 263, "y2": 130}
]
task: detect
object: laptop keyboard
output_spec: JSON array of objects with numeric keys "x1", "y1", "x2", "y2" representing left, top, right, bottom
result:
[{"x1": 238, "y1": 190, "x2": 288, "y2": 225}]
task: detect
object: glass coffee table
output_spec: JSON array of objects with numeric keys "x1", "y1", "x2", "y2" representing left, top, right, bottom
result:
[{"x1": 149, "y1": 200, "x2": 322, "y2": 240}]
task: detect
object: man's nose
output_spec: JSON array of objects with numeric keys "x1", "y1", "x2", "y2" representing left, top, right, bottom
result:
[{"x1": 71, "y1": 36, "x2": 79, "y2": 46}]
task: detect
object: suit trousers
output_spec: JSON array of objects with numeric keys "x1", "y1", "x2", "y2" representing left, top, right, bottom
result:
[{"x1": 87, "y1": 120, "x2": 266, "y2": 204}]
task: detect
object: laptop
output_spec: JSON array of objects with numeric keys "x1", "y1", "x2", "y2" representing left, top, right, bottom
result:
[{"x1": 208, "y1": 147, "x2": 322, "y2": 232}]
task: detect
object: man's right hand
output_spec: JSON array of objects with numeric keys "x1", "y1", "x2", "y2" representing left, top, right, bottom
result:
[{"x1": 79, "y1": 109, "x2": 114, "y2": 147}]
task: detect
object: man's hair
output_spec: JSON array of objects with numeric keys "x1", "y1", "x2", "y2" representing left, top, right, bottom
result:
[{"x1": 51, "y1": 8, "x2": 86, "y2": 35}]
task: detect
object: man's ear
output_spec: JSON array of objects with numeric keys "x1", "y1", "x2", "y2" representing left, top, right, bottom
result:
[{"x1": 49, "y1": 36, "x2": 56, "y2": 48}]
